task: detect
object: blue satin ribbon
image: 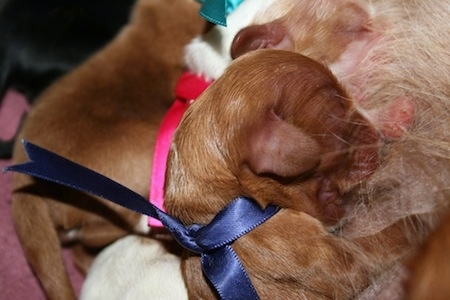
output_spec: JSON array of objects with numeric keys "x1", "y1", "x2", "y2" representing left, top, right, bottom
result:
[
  {"x1": 197, "y1": 0, "x2": 244, "y2": 26},
  {"x1": 4, "y1": 140, "x2": 280, "y2": 300}
]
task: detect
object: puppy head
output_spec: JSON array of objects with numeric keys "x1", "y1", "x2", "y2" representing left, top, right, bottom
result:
[{"x1": 165, "y1": 49, "x2": 380, "y2": 226}]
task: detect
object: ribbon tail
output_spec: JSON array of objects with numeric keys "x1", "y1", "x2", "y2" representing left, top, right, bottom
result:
[
  {"x1": 4, "y1": 140, "x2": 207, "y2": 253},
  {"x1": 4, "y1": 140, "x2": 160, "y2": 219},
  {"x1": 202, "y1": 245, "x2": 260, "y2": 300}
]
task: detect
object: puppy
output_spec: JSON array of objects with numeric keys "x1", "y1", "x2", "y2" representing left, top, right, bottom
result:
[
  {"x1": 9, "y1": 0, "x2": 205, "y2": 299},
  {"x1": 163, "y1": 49, "x2": 385, "y2": 299},
  {"x1": 230, "y1": 0, "x2": 450, "y2": 297},
  {"x1": 80, "y1": 1, "x2": 286, "y2": 297}
]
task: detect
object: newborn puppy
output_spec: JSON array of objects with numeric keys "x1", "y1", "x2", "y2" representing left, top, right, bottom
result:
[
  {"x1": 81, "y1": 1, "x2": 285, "y2": 297},
  {"x1": 10, "y1": 0, "x2": 205, "y2": 299},
  {"x1": 164, "y1": 49, "x2": 383, "y2": 299}
]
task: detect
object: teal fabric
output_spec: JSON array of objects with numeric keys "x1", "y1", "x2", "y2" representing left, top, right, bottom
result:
[{"x1": 197, "y1": 0, "x2": 244, "y2": 26}]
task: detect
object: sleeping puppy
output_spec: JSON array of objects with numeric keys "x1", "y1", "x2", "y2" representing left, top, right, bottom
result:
[
  {"x1": 164, "y1": 49, "x2": 384, "y2": 299},
  {"x1": 170, "y1": 0, "x2": 450, "y2": 297},
  {"x1": 9, "y1": 0, "x2": 205, "y2": 299},
  {"x1": 80, "y1": 1, "x2": 291, "y2": 297}
]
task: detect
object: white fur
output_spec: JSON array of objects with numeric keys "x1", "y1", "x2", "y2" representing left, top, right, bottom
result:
[
  {"x1": 184, "y1": 0, "x2": 276, "y2": 80},
  {"x1": 80, "y1": 235, "x2": 187, "y2": 300},
  {"x1": 134, "y1": 214, "x2": 151, "y2": 234}
]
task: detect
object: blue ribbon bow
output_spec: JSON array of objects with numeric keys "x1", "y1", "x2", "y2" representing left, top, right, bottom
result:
[
  {"x1": 197, "y1": 0, "x2": 244, "y2": 26},
  {"x1": 4, "y1": 140, "x2": 280, "y2": 300}
]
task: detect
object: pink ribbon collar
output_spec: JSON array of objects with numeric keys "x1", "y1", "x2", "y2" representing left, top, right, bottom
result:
[{"x1": 149, "y1": 72, "x2": 212, "y2": 227}]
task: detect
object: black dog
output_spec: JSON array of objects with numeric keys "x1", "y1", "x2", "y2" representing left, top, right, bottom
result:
[{"x1": 0, "y1": 0, "x2": 136, "y2": 158}]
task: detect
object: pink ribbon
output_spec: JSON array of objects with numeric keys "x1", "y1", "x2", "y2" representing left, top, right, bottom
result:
[{"x1": 149, "y1": 72, "x2": 212, "y2": 227}]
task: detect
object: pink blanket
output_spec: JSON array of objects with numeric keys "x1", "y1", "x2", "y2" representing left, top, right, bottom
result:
[{"x1": 0, "y1": 90, "x2": 83, "y2": 299}]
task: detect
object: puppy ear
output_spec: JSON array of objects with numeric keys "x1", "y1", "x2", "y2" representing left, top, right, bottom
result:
[
  {"x1": 245, "y1": 110, "x2": 321, "y2": 178},
  {"x1": 230, "y1": 23, "x2": 292, "y2": 59}
]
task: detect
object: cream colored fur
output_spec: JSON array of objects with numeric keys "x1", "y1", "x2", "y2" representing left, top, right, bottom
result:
[{"x1": 80, "y1": 235, "x2": 186, "y2": 300}]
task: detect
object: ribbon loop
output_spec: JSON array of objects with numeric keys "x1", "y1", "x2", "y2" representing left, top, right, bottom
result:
[
  {"x1": 195, "y1": 197, "x2": 279, "y2": 250},
  {"x1": 4, "y1": 140, "x2": 279, "y2": 300}
]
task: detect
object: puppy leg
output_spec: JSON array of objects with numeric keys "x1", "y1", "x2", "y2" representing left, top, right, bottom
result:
[{"x1": 11, "y1": 178, "x2": 76, "y2": 300}]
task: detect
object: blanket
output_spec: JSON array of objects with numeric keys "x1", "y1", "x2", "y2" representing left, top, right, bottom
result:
[{"x1": 0, "y1": 90, "x2": 83, "y2": 299}]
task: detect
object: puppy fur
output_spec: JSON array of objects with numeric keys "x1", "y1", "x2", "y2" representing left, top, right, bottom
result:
[
  {"x1": 80, "y1": 235, "x2": 187, "y2": 300},
  {"x1": 10, "y1": 0, "x2": 205, "y2": 299}
]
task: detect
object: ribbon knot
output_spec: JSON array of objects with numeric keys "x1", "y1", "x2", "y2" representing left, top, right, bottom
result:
[{"x1": 4, "y1": 140, "x2": 279, "y2": 300}]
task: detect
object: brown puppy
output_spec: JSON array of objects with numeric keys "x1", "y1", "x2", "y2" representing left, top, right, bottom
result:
[
  {"x1": 227, "y1": 0, "x2": 450, "y2": 297},
  {"x1": 10, "y1": 0, "x2": 205, "y2": 299},
  {"x1": 164, "y1": 49, "x2": 384, "y2": 299}
]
